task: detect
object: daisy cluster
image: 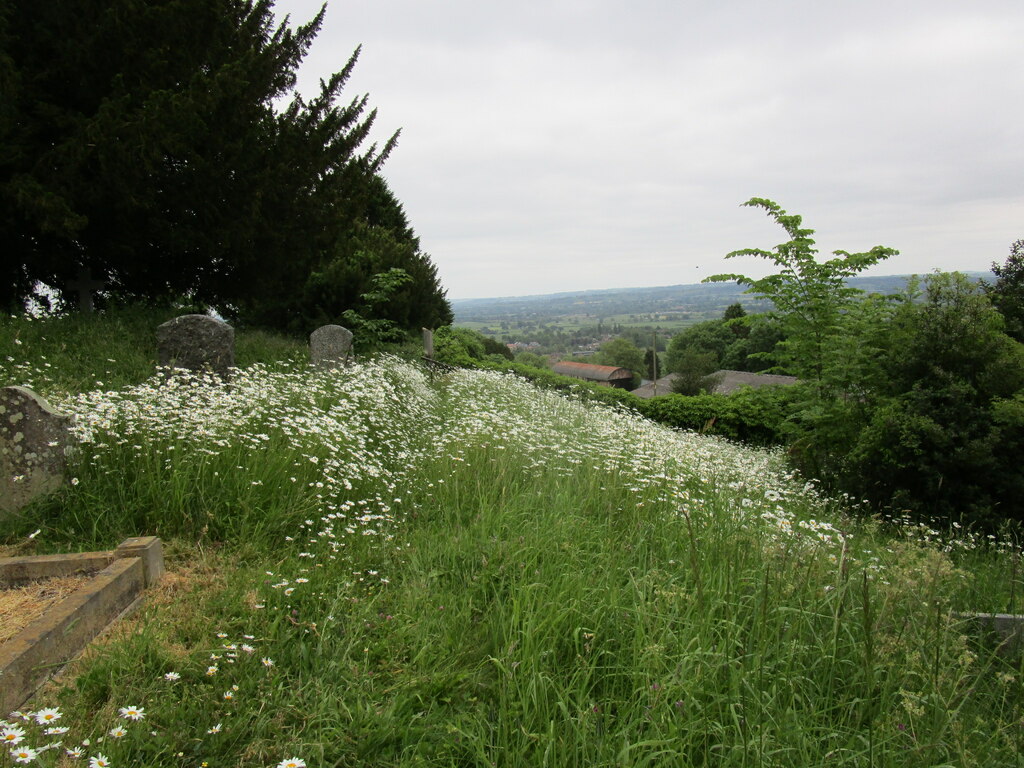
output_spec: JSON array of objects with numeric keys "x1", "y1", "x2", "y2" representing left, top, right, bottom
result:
[
  {"x1": 2, "y1": 706, "x2": 116, "y2": 766},
  {"x1": 35, "y1": 355, "x2": 975, "y2": 763},
  {"x1": 430, "y1": 368, "x2": 844, "y2": 549},
  {"x1": 6, "y1": 630, "x2": 289, "y2": 767},
  {"x1": 53, "y1": 357, "x2": 439, "y2": 549},
  {"x1": 239, "y1": 363, "x2": 861, "y2": 619},
  {"x1": 50, "y1": 358, "x2": 859, "y2": 609},
  {"x1": 58, "y1": 358, "x2": 433, "y2": 469}
]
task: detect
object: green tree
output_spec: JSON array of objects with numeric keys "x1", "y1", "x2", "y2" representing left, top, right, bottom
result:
[
  {"x1": 0, "y1": 0, "x2": 450, "y2": 334},
  {"x1": 722, "y1": 302, "x2": 746, "y2": 321},
  {"x1": 985, "y1": 238, "x2": 1024, "y2": 342},
  {"x1": 722, "y1": 302, "x2": 749, "y2": 338},
  {"x1": 480, "y1": 336, "x2": 514, "y2": 361},
  {"x1": 664, "y1": 320, "x2": 733, "y2": 371},
  {"x1": 705, "y1": 198, "x2": 897, "y2": 386},
  {"x1": 338, "y1": 268, "x2": 414, "y2": 350},
  {"x1": 720, "y1": 321, "x2": 785, "y2": 372},
  {"x1": 593, "y1": 337, "x2": 645, "y2": 386},
  {"x1": 262, "y1": 178, "x2": 451, "y2": 335},
  {"x1": 2, "y1": 0, "x2": 359, "y2": 307},
  {"x1": 669, "y1": 347, "x2": 722, "y2": 396},
  {"x1": 515, "y1": 351, "x2": 548, "y2": 369},
  {"x1": 843, "y1": 272, "x2": 1024, "y2": 525}
]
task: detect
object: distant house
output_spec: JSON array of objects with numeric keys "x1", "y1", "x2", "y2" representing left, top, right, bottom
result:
[
  {"x1": 631, "y1": 370, "x2": 799, "y2": 399},
  {"x1": 630, "y1": 374, "x2": 680, "y2": 399},
  {"x1": 552, "y1": 361, "x2": 634, "y2": 389},
  {"x1": 712, "y1": 370, "x2": 799, "y2": 395}
]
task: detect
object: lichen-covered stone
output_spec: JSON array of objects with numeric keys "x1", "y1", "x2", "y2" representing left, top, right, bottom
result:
[
  {"x1": 156, "y1": 314, "x2": 234, "y2": 379},
  {"x1": 0, "y1": 386, "x2": 75, "y2": 516},
  {"x1": 309, "y1": 325, "x2": 353, "y2": 368}
]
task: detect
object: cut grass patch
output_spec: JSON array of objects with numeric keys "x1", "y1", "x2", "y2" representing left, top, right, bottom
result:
[{"x1": 0, "y1": 575, "x2": 93, "y2": 644}]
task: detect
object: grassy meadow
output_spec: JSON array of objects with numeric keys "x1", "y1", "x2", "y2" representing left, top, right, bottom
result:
[{"x1": 2, "y1": 310, "x2": 1023, "y2": 767}]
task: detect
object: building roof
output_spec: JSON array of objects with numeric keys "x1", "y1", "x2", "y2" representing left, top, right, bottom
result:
[
  {"x1": 630, "y1": 374, "x2": 679, "y2": 399},
  {"x1": 552, "y1": 361, "x2": 633, "y2": 382},
  {"x1": 631, "y1": 370, "x2": 799, "y2": 399},
  {"x1": 713, "y1": 370, "x2": 799, "y2": 394}
]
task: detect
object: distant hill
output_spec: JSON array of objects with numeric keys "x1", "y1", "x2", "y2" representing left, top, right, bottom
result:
[{"x1": 452, "y1": 273, "x2": 991, "y2": 325}]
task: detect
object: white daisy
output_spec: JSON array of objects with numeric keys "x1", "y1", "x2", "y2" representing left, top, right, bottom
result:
[
  {"x1": 12, "y1": 746, "x2": 38, "y2": 763},
  {"x1": 2, "y1": 726, "x2": 26, "y2": 744},
  {"x1": 118, "y1": 706, "x2": 145, "y2": 721},
  {"x1": 33, "y1": 708, "x2": 61, "y2": 725}
]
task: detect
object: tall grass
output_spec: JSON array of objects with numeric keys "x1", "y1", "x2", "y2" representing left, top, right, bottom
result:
[
  {"x1": 2, "y1": 332, "x2": 1022, "y2": 767},
  {"x1": 0, "y1": 306, "x2": 307, "y2": 397}
]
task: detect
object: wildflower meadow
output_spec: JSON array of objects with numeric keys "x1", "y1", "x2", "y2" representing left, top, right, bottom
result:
[{"x1": 2, "y1": 318, "x2": 1023, "y2": 767}]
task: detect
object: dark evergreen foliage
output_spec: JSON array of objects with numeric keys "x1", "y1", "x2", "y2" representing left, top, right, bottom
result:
[{"x1": 0, "y1": 0, "x2": 450, "y2": 335}]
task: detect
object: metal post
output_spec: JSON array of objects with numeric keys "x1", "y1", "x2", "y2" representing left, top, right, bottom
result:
[{"x1": 652, "y1": 331, "x2": 658, "y2": 396}]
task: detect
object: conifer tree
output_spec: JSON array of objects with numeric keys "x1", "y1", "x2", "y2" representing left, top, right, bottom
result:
[{"x1": 0, "y1": 0, "x2": 450, "y2": 333}]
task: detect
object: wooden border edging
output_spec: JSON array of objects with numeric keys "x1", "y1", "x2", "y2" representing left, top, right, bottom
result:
[{"x1": 0, "y1": 537, "x2": 163, "y2": 713}]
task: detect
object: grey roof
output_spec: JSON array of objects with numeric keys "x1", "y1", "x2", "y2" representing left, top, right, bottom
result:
[
  {"x1": 713, "y1": 370, "x2": 799, "y2": 394},
  {"x1": 631, "y1": 374, "x2": 679, "y2": 399},
  {"x1": 631, "y1": 370, "x2": 799, "y2": 399}
]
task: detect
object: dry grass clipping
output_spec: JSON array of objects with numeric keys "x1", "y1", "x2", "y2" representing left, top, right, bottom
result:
[{"x1": 0, "y1": 575, "x2": 93, "y2": 644}]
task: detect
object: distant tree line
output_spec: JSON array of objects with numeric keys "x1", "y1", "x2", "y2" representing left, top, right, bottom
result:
[{"x1": 0, "y1": 0, "x2": 451, "y2": 336}]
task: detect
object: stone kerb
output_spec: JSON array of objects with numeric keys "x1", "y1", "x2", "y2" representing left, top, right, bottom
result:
[
  {"x1": 0, "y1": 537, "x2": 164, "y2": 714},
  {"x1": 0, "y1": 386, "x2": 75, "y2": 517},
  {"x1": 309, "y1": 324, "x2": 353, "y2": 368},
  {"x1": 156, "y1": 314, "x2": 234, "y2": 380}
]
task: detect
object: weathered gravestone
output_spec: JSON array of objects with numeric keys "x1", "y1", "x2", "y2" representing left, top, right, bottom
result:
[
  {"x1": 309, "y1": 325, "x2": 353, "y2": 368},
  {"x1": 156, "y1": 314, "x2": 234, "y2": 380},
  {"x1": 0, "y1": 387, "x2": 75, "y2": 517},
  {"x1": 422, "y1": 328, "x2": 435, "y2": 360}
]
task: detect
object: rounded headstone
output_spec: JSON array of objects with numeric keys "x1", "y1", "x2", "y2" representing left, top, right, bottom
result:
[
  {"x1": 309, "y1": 325, "x2": 353, "y2": 368},
  {"x1": 156, "y1": 314, "x2": 234, "y2": 379}
]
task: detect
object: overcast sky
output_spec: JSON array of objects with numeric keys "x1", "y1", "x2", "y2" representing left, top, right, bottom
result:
[{"x1": 274, "y1": 0, "x2": 1023, "y2": 299}]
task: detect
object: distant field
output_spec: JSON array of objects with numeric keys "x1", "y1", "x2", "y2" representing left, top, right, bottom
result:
[
  {"x1": 451, "y1": 281, "x2": 764, "y2": 326},
  {"x1": 452, "y1": 281, "x2": 765, "y2": 344},
  {"x1": 451, "y1": 274, "x2": 986, "y2": 342},
  {"x1": 460, "y1": 315, "x2": 703, "y2": 341}
]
